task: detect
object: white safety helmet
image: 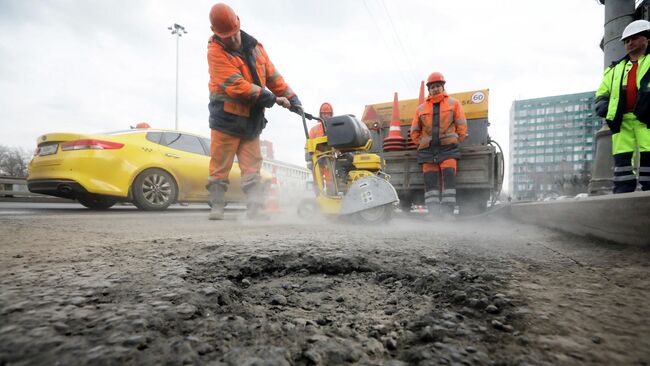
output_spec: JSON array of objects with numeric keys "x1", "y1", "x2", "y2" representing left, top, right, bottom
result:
[{"x1": 621, "y1": 19, "x2": 650, "y2": 40}]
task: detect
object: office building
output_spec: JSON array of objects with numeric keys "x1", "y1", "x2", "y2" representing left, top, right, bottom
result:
[{"x1": 509, "y1": 91, "x2": 603, "y2": 201}]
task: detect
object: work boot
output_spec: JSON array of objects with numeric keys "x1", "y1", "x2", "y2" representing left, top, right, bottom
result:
[
  {"x1": 209, "y1": 205, "x2": 224, "y2": 220},
  {"x1": 423, "y1": 172, "x2": 440, "y2": 220},
  {"x1": 207, "y1": 182, "x2": 227, "y2": 220},
  {"x1": 246, "y1": 203, "x2": 269, "y2": 220},
  {"x1": 243, "y1": 179, "x2": 269, "y2": 220}
]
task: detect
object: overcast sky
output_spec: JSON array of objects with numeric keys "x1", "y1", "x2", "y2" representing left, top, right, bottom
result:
[{"x1": 0, "y1": 0, "x2": 605, "y2": 177}]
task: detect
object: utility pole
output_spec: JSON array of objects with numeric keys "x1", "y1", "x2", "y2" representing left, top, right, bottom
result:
[
  {"x1": 168, "y1": 23, "x2": 187, "y2": 130},
  {"x1": 589, "y1": 0, "x2": 634, "y2": 195}
]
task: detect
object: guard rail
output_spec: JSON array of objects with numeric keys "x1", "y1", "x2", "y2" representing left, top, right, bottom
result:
[{"x1": 0, "y1": 176, "x2": 73, "y2": 203}]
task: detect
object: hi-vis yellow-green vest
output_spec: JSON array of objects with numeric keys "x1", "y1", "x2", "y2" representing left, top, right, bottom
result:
[{"x1": 595, "y1": 51, "x2": 650, "y2": 133}]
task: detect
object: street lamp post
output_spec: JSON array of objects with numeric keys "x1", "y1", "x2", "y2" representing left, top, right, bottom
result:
[
  {"x1": 589, "y1": 0, "x2": 634, "y2": 195},
  {"x1": 168, "y1": 23, "x2": 187, "y2": 130}
]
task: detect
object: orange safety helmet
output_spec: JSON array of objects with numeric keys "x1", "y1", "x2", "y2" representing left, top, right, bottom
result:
[
  {"x1": 319, "y1": 102, "x2": 333, "y2": 118},
  {"x1": 426, "y1": 72, "x2": 446, "y2": 86},
  {"x1": 135, "y1": 122, "x2": 151, "y2": 129},
  {"x1": 209, "y1": 3, "x2": 240, "y2": 38}
]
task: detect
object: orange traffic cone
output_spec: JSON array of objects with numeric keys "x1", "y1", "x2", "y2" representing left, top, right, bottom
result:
[
  {"x1": 383, "y1": 92, "x2": 406, "y2": 151},
  {"x1": 362, "y1": 105, "x2": 380, "y2": 125},
  {"x1": 405, "y1": 129, "x2": 417, "y2": 150},
  {"x1": 404, "y1": 82, "x2": 425, "y2": 150},
  {"x1": 361, "y1": 105, "x2": 381, "y2": 131},
  {"x1": 418, "y1": 80, "x2": 425, "y2": 105},
  {"x1": 265, "y1": 175, "x2": 281, "y2": 214}
]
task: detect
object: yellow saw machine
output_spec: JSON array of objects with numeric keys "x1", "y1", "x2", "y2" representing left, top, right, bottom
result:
[{"x1": 295, "y1": 109, "x2": 399, "y2": 223}]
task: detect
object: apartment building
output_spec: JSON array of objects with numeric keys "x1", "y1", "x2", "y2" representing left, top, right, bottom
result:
[{"x1": 509, "y1": 91, "x2": 603, "y2": 201}]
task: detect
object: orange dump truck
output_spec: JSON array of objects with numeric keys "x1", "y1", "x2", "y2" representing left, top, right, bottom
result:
[{"x1": 362, "y1": 89, "x2": 504, "y2": 214}]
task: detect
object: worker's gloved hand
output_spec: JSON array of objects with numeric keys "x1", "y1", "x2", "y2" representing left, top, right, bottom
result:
[
  {"x1": 289, "y1": 95, "x2": 302, "y2": 113},
  {"x1": 275, "y1": 97, "x2": 291, "y2": 109},
  {"x1": 289, "y1": 104, "x2": 303, "y2": 113},
  {"x1": 594, "y1": 96, "x2": 609, "y2": 118}
]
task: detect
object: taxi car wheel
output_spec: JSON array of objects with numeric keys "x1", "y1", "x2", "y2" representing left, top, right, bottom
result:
[
  {"x1": 132, "y1": 168, "x2": 178, "y2": 211},
  {"x1": 77, "y1": 194, "x2": 117, "y2": 210}
]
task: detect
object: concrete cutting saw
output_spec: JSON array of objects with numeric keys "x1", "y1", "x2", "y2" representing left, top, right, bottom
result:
[{"x1": 295, "y1": 109, "x2": 399, "y2": 223}]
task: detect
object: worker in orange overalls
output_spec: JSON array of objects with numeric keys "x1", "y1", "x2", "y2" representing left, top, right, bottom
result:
[
  {"x1": 309, "y1": 103, "x2": 335, "y2": 195},
  {"x1": 410, "y1": 72, "x2": 467, "y2": 218},
  {"x1": 309, "y1": 102, "x2": 333, "y2": 138},
  {"x1": 207, "y1": 3, "x2": 301, "y2": 220}
]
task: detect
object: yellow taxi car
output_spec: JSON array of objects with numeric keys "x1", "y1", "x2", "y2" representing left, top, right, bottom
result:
[{"x1": 27, "y1": 127, "x2": 269, "y2": 210}]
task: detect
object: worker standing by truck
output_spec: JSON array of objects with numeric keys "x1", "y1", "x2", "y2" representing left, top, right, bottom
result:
[
  {"x1": 595, "y1": 19, "x2": 650, "y2": 194},
  {"x1": 206, "y1": 2, "x2": 301, "y2": 220},
  {"x1": 410, "y1": 72, "x2": 467, "y2": 218}
]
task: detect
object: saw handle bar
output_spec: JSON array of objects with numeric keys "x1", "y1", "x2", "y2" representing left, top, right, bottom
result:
[
  {"x1": 291, "y1": 107, "x2": 323, "y2": 140},
  {"x1": 292, "y1": 107, "x2": 321, "y2": 122}
]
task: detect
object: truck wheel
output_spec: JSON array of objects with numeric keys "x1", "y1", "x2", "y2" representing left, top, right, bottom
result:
[
  {"x1": 457, "y1": 189, "x2": 489, "y2": 216},
  {"x1": 78, "y1": 194, "x2": 117, "y2": 210},
  {"x1": 399, "y1": 196, "x2": 412, "y2": 213},
  {"x1": 356, "y1": 204, "x2": 393, "y2": 224},
  {"x1": 132, "y1": 168, "x2": 177, "y2": 211}
]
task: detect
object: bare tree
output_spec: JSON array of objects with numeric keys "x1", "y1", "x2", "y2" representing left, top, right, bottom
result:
[{"x1": 0, "y1": 145, "x2": 31, "y2": 177}]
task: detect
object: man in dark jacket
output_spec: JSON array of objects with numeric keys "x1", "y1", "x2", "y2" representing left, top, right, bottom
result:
[{"x1": 207, "y1": 3, "x2": 301, "y2": 220}]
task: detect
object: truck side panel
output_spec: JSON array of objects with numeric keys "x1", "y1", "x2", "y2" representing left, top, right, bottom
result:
[
  {"x1": 382, "y1": 150, "x2": 423, "y2": 191},
  {"x1": 381, "y1": 146, "x2": 496, "y2": 191}
]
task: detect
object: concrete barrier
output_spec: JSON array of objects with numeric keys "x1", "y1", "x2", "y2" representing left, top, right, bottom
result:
[
  {"x1": 508, "y1": 191, "x2": 650, "y2": 246},
  {"x1": 0, "y1": 176, "x2": 73, "y2": 203}
]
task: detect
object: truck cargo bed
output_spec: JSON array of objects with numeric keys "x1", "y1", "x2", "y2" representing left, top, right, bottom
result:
[{"x1": 383, "y1": 145, "x2": 497, "y2": 191}]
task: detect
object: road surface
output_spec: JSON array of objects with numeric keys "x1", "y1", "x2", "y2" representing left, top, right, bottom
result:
[{"x1": 0, "y1": 203, "x2": 648, "y2": 365}]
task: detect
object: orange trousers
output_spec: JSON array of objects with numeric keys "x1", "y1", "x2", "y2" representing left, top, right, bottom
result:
[
  {"x1": 209, "y1": 129, "x2": 262, "y2": 184},
  {"x1": 422, "y1": 159, "x2": 457, "y2": 192},
  {"x1": 422, "y1": 159, "x2": 457, "y2": 174}
]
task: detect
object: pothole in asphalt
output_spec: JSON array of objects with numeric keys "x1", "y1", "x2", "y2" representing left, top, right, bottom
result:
[
  {"x1": 0, "y1": 246, "x2": 528, "y2": 366},
  {"x1": 183, "y1": 248, "x2": 526, "y2": 365}
]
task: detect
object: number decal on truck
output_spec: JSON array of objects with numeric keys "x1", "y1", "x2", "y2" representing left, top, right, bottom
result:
[{"x1": 471, "y1": 92, "x2": 485, "y2": 104}]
